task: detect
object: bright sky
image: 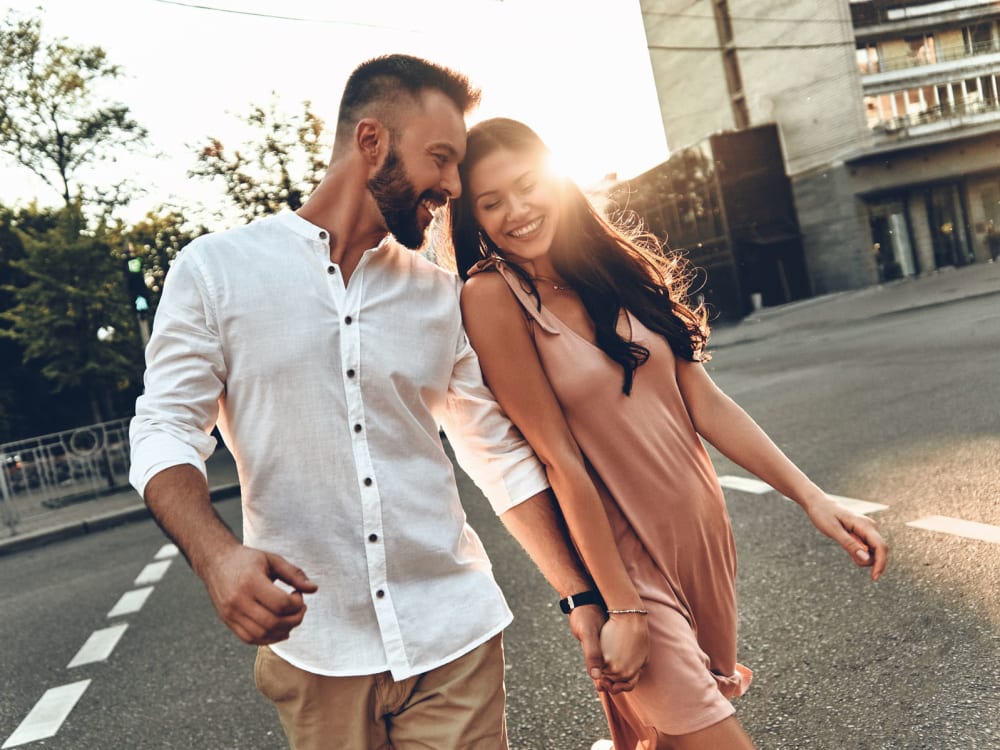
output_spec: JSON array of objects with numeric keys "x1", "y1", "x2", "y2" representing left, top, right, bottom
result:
[{"x1": 0, "y1": 0, "x2": 668, "y2": 227}]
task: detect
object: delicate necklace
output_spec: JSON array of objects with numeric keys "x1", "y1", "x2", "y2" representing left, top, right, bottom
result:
[{"x1": 532, "y1": 275, "x2": 572, "y2": 292}]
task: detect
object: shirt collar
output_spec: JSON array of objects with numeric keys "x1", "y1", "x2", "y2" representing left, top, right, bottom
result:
[{"x1": 276, "y1": 210, "x2": 393, "y2": 255}]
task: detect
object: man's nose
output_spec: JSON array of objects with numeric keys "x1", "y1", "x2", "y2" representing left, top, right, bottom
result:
[{"x1": 441, "y1": 163, "x2": 461, "y2": 199}]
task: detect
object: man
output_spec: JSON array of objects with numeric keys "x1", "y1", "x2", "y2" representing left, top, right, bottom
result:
[{"x1": 130, "y1": 54, "x2": 627, "y2": 749}]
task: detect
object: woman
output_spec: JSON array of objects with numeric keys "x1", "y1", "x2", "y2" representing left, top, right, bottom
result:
[{"x1": 447, "y1": 118, "x2": 888, "y2": 750}]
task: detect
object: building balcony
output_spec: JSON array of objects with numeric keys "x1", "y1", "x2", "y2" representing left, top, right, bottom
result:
[
  {"x1": 859, "y1": 38, "x2": 1000, "y2": 79},
  {"x1": 853, "y1": 0, "x2": 1000, "y2": 35},
  {"x1": 870, "y1": 97, "x2": 1000, "y2": 139}
]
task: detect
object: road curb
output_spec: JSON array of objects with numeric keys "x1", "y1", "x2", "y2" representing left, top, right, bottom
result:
[{"x1": 0, "y1": 483, "x2": 242, "y2": 557}]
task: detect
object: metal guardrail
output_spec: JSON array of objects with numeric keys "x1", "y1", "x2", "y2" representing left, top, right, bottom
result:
[
  {"x1": 859, "y1": 39, "x2": 1000, "y2": 74},
  {"x1": 871, "y1": 96, "x2": 1000, "y2": 133},
  {"x1": 0, "y1": 418, "x2": 132, "y2": 535}
]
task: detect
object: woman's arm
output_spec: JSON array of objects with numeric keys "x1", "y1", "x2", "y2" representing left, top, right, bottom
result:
[
  {"x1": 461, "y1": 273, "x2": 648, "y2": 682},
  {"x1": 676, "y1": 359, "x2": 889, "y2": 581}
]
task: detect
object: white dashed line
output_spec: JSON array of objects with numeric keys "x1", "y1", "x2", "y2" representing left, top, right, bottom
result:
[
  {"x1": 67, "y1": 624, "x2": 129, "y2": 669},
  {"x1": 154, "y1": 543, "x2": 179, "y2": 559},
  {"x1": 718, "y1": 475, "x2": 773, "y2": 494},
  {"x1": 906, "y1": 516, "x2": 1000, "y2": 545},
  {"x1": 107, "y1": 586, "x2": 154, "y2": 618},
  {"x1": 1, "y1": 680, "x2": 91, "y2": 748},
  {"x1": 718, "y1": 476, "x2": 887, "y2": 516},
  {"x1": 823, "y1": 494, "x2": 889, "y2": 516},
  {"x1": 134, "y1": 559, "x2": 173, "y2": 586}
]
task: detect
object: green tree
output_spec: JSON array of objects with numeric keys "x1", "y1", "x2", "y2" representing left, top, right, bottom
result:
[
  {"x1": 114, "y1": 208, "x2": 208, "y2": 315},
  {"x1": 0, "y1": 10, "x2": 148, "y2": 210},
  {"x1": 191, "y1": 95, "x2": 328, "y2": 223},
  {"x1": 0, "y1": 205, "x2": 142, "y2": 425}
]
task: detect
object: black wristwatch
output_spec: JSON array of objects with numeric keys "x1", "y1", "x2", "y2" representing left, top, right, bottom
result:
[{"x1": 559, "y1": 590, "x2": 605, "y2": 614}]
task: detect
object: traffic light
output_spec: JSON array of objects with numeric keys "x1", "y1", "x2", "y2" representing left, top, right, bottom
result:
[{"x1": 125, "y1": 256, "x2": 150, "y2": 313}]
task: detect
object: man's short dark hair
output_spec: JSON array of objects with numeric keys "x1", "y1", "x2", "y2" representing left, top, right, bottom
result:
[{"x1": 335, "y1": 54, "x2": 481, "y2": 148}]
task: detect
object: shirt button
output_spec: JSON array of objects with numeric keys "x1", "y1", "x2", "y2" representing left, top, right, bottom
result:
[
  {"x1": 319, "y1": 230, "x2": 328, "y2": 240},
  {"x1": 327, "y1": 265, "x2": 336, "y2": 275},
  {"x1": 354, "y1": 423, "x2": 362, "y2": 433},
  {"x1": 376, "y1": 589, "x2": 385, "y2": 598},
  {"x1": 363, "y1": 477, "x2": 373, "y2": 486},
  {"x1": 368, "y1": 533, "x2": 378, "y2": 542},
  {"x1": 346, "y1": 368, "x2": 356, "y2": 378},
  {"x1": 344, "y1": 315, "x2": 353, "y2": 325}
]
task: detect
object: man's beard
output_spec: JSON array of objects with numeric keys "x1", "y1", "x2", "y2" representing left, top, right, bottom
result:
[{"x1": 367, "y1": 146, "x2": 431, "y2": 250}]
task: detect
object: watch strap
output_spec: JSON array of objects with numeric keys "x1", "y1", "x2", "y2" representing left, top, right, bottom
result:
[{"x1": 559, "y1": 590, "x2": 605, "y2": 614}]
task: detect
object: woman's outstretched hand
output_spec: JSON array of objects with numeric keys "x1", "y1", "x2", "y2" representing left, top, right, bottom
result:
[
  {"x1": 805, "y1": 496, "x2": 889, "y2": 581},
  {"x1": 599, "y1": 612, "x2": 649, "y2": 692}
]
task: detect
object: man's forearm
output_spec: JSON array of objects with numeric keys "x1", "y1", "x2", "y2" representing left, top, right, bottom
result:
[
  {"x1": 144, "y1": 463, "x2": 240, "y2": 579},
  {"x1": 499, "y1": 489, "x2": 593, "y2": 597}
]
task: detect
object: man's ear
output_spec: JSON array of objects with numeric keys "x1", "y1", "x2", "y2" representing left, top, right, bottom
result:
[{"x1": 355, "y1": 118, "x2": 385, "y2": 166}]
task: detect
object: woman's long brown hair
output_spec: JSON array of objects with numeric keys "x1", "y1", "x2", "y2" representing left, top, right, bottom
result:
[{"x1": 447, "y1": 117, "x2": 710, "y2": 395}]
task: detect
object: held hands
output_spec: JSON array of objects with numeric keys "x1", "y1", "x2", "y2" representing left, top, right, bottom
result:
[
  {"x1": 805, "y1": 495, "x2": 889, "y2": 581},
  {"x1": 202, "y1": 544, "x2": 319, "y2": 645},
  {"x1": 567, "y1": 605, "x2": 647, "y2": 694},
  {"x1": 600, "y1": 612, "x2": 649, "y2": 692}
]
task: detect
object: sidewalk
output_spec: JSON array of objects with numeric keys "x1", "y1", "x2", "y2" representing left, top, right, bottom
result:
[
  {"x1": 710, "y1": 259, "x2": 1000, "y2": 349},
  {"x1": 0, "y1": 448, "x2": 240, "y2": 556},
  {"x1": 2, "y1": 262, "x2": 996, "y2": 557}
]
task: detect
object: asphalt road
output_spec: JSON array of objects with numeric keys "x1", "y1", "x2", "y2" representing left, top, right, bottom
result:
[{"x1": 1, "y1": 292, "x2": 997, "y2": 750}]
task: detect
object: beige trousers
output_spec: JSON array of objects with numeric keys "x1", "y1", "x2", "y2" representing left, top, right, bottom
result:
[{"x1": 254, "y1": 634, "x2": 508, "y2": 750}]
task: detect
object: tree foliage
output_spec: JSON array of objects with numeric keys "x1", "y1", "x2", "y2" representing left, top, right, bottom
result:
[
  {"x1": 0, "y1": 10, "x2": 148, "y2": 210},
  {"x1": 0, "y1": 206, "x2": 142, "y2": 424},
  {"x1": 190, "y1": 95, "x2": 328, "y2": 223},
  {"x1": 115, "y1": 208, "x2": 208, "y2": 315}
]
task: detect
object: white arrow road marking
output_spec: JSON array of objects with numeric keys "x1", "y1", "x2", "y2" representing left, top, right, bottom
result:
[
  {"x1": 67, "y1": 624, "x2": 129, "y2": 669},
  {"x1": 134, "y1": 559, "x2": 173, "y2": 586},
  {"x1": 717, "y1": 475, "x2": 773, "y2": 494},
  {"x1": 1, "y1": 680, "x2": 91, "y2": 748},
  {"x1": 907, "y1": 516, "x2": 1000, "y2": 544},
  {"x1": 107, "y1": 586, "x2": 154, "y2": 618},
  {"x1": 154, "y1": 543, "x2": 179, "y2": 559}
]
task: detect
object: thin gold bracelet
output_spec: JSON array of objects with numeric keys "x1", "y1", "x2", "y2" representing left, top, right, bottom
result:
[{"x1": 606, "y1": 608, "x2": 648, "y2": 615}]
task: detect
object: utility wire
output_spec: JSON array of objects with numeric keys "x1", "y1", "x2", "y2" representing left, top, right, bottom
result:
[
  {"x1": 644, "y1": 9, "x2": 852, "y2": 25},
  {"x1": 149, "y1": 0, "x2": 413, "y2": 30},
  {"x1": 648, "y1": 40, "x2": 856, "y2": 51}
]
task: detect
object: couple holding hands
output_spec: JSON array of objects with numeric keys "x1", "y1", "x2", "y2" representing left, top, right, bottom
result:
[{"x1": 130, "y1": 54, "x2": 887, "y2": 750}]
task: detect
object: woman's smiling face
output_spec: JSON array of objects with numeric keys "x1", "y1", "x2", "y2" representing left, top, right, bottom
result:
[{"x1": 467, "y1": 147, "x2": 562, "y2": 265}]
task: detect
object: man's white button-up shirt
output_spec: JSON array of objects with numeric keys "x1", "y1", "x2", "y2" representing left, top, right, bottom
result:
[{"x1": 130, "y1": 211, "x2": 548, "y2": 679}]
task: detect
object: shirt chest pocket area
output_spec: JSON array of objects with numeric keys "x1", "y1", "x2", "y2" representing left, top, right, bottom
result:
[{"x1": 363, "y1": 311, "x2": 458, "y2": 398}]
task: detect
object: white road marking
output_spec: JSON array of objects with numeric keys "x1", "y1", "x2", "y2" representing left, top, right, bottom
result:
[
  {"x1": 1, "y1": 680, "x2": 91, "y2": 748},
  {"x1": 134, "y1": 559, "x2": 173, "y2": 586},
  {"x1": 907, "y1": 515, "x2": 1000, "y2": 545},
  {"x1": 67, "y1": 624, "x2": 129, "y2": 669},
  {"x1": 718, "y1": 475, "x2": 773, "y2": 494},
  {"x1": 154, "y1": 543, "x2": 179, "y2": 559},
  {"x1": 107, "y1": 586, "x2": 154, "y2": 618},
  {"x1": 825, "y1": 494, "x2": 889, "y2": 515},
  {"x1": 718, "y1": 476, "x2": 888, "y2": 516}
]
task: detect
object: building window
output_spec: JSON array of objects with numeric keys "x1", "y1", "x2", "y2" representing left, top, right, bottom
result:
[
  {"x1": 856, "y1": 44, "x2": 879, "y2": 74},
  {"x1": 963, "y1": 21, "x2": 997, "y2": 55}
]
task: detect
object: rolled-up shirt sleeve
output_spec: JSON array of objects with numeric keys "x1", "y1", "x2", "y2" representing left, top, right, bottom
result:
[
  {"x1": 129, "y1": 246, "x2": 227, "y2": 498},
  {"x1": 441, "y1": 324, "x2": 549, "y2": 516}
]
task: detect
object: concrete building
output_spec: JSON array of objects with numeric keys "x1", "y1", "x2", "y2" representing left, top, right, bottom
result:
[{"x1": 636, "y1": 0, "x2": 1000, "y2": 303}]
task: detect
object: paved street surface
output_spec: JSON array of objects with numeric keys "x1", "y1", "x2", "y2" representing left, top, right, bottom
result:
[{"x1": 1, "y1": 263, "x2": 997, "y2": 749}]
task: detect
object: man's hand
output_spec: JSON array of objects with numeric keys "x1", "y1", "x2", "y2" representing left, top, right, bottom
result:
[
  {"x1": 203, "y1": 544, "x2": 319, "y2": 645},
  {"x1": 568, "y1": 605, "x2": 638, "y2": 694}
]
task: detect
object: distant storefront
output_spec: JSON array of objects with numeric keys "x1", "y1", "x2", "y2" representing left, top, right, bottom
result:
[{"x1": 609, "y1": 124, "x2": 812, "y2": 320}]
